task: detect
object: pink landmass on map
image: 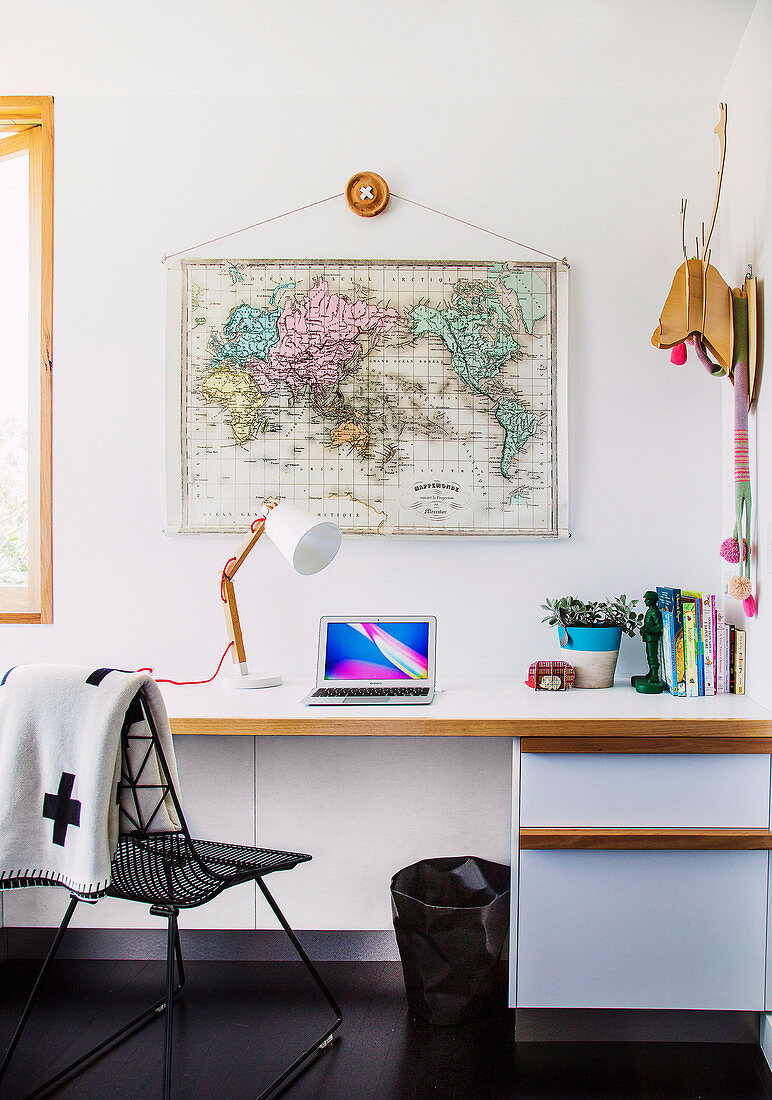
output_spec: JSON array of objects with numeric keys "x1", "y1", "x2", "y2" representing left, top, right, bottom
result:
[{"x1": 247, "y1": 280, "x2": 399, "y2": 399}]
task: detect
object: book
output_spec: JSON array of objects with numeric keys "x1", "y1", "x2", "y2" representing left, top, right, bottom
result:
[
  {"x1": 715, "y1": 607, "x2": 726, "y2": 694},
  {"x1": 735, "y1": 628, "x2": 746, "y2": 695},
  {"x1": 688, "y1": 591, "x2": 708, "y2": 696},
  {"x1": 656, "y1": 587, "x2": 676, "y2": 694},
  {"x1": 681, "y1": 596, "x2": 699, "y2": 697},
  {"x1": 663, "y1": 587, "x2": 686, "y2": 696},
  {"x1": 685, "y1": 592, "x2": 704, "y2": 696},
  {"x1": 724, "y1": 623, "x2": 731, "y2": 693}
]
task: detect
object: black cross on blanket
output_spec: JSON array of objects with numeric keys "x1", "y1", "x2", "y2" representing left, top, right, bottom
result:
[{"x1": 43, "y1": 772, "x2": 81, "y2": 846}]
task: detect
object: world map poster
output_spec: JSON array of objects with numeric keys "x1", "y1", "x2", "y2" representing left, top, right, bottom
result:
[{"x1": 166, "y1": 259, "x2": 568, "y2": 536}]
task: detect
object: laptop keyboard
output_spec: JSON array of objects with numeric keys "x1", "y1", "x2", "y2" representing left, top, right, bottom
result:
[{"x1": 312, "y1": 687, "x2": 431, "y2": 698}]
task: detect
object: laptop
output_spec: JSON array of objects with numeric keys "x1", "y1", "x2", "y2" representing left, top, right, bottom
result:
[{"x1": 303, "y1": 616, "x2": 437, "y2": 705}]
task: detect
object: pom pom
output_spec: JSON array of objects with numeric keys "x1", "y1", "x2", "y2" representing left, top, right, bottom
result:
[
  {"x1": 719, "y1": 537, "x2": 748, "y2": 563},
  {"x1": 727, "y1": 575, "x2": 752, "y2": 600},
  {"x1": 743, "y1": 594, "x2": 757, "y2": 618},
  {"x1": 670, "y1": 342, "x2": 687, "y2": 365}
]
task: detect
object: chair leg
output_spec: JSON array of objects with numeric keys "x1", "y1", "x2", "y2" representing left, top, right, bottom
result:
[
  {"x1": 0, "y1": 894, "x2": 80, "y2": 1085},
  {"x1": 3, "y1": 904, "x2": 185, "y2": 1100},
  {"x1": 255, "y1": 877, "x2": 343, "y2": 1100},
  {"x1": 161, "y1": 908, "x2": 179, "y2": 1100},
  {"x1": 173, "y1": 924, "x2": 186, "y2": 990}
]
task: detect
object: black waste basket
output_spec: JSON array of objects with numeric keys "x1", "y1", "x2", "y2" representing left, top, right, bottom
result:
[{"x1": 390, "y1": 856, "x2": 510, "y2": 1025}]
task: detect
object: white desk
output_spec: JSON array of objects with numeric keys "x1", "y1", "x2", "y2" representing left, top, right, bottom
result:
[
  {"x1": 162, "y1": 679, "x2": 772, "y2": 1011},
  {"x1": 163, "y1": 677, "x2": 772, "y2": 750}
]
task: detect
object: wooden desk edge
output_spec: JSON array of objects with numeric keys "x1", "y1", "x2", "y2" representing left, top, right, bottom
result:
[
  {"x1": 170, "y1": 715, "x2": 772, "y2": 752},
  {"x1": 520, "y1": 828, "x2": 772, "y2": 850}
]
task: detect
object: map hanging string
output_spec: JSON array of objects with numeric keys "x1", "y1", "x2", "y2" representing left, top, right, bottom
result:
[
  {"x1": 390, "y1": 194, "x2": 569, "y2": 267},
  {"x1": 163, "y1": 191, "x2": 569, "y2": 267},
  {"x1": 163, "y1": 193, "x2": 343, "y2": 263}
]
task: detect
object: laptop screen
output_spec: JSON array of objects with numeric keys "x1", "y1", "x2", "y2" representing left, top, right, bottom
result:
[{"x1": 323, "y1": 620, "x2": 431, "y2": 681}]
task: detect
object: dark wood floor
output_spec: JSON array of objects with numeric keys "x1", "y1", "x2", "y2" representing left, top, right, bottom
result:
[{"x1": 1, "y1": 959, "x2": 772, "y2": 1099}]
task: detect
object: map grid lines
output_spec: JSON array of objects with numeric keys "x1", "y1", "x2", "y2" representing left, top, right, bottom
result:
[{"x1": 171, "y1": 258, "x2": 566, "y2": 538}]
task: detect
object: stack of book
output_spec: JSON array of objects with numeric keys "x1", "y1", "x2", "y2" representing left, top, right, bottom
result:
[{"x1": 656, "y1": 588, "x2": 746, "y2": 697}]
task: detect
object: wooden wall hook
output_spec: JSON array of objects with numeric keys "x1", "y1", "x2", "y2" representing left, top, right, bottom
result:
[{"x1": 345, "y1": 172, "x2": 390, "y2": 217}]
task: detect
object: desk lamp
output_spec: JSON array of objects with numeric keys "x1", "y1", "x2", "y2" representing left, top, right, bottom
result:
[{"x1": 221, "y1": 500, "x2": 341, "y2": 689}]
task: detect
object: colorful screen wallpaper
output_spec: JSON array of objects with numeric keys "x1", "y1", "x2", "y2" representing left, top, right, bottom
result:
[{"x1": 324, "y1": 621, "x2": 430, "y2": 680}]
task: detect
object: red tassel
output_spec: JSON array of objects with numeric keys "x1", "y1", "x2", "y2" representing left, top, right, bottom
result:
[{"x1": 670, "y1": 342, "x2": 687, "y2": 365}]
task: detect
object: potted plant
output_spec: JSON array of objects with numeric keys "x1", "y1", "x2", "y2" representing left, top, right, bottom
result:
[{"x1": 541, "y1": 595, "x2": 643, "y2": 688}]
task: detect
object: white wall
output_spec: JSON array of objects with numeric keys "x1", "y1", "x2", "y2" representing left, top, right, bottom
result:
[{"x1": 0, "y1": 1, "x2": 751, "y2": 934}]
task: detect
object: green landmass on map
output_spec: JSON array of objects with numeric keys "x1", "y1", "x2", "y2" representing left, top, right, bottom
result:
[
  {"x1": 409, "y1": 280, "x2": 520, "y2": 394},
  {"x1": 407, "y1": 278, "x2": 539, "y2": 478},
  {"x1": 488, "y1": 262, "x2": 548, "y2": 334},
  {"x1": 208, "y1": 302, "x2": 282, "y2": 366},
  {"x1": 496, "y1": 396, "x2": 540, "y2": 478}
]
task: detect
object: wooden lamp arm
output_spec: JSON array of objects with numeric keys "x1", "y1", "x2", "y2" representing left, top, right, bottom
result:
[
  {"x1": 221, "y1": 501, "x2": 278, "y2": 669},
  {"x1": 225, "y1": 518, "x2": 267, "y2": 582},
  {"x1": 222, "y1": 574, "x2": 248, "y2": 667}
]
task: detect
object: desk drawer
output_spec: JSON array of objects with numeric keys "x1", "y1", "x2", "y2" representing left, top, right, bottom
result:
[
  {"x1": 516, "y1": 849, "x2": 768, "y2": 1009},
  {"x1": 520, "y1": 753, "x2": 770, "y2": 828}
]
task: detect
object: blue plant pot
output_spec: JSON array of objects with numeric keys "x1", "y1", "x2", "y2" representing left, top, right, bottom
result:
[{"x1": 557, "y1": 624, "x2": 623, "y2": 687}]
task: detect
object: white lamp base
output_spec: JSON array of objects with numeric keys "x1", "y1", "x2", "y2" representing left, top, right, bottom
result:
[{"x1": 224, "y1": 671, "x2": 283, "y2": 689}]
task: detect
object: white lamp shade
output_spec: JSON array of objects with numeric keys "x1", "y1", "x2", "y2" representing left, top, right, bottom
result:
[{"x1": 263, "y1": 501, "x2": 342, "y2": 575}]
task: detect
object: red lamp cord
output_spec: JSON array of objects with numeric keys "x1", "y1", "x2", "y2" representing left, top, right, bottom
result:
[
  {"x1": 220, "y1": 557, "x2": 238, "y2": 602},
  {"x1": 138, "y1": 517, "x2": 266, "y2": 685},
  {"x1": 137, "y1": 642, "x2": 234, "y2": 685}
]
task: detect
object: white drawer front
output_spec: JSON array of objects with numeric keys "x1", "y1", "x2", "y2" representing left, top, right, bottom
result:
[
  {"x1": 516, "y1": 850, "x2": 768, "y2": 1010},
  {"x1": 520, "y1": 753, "x2": 770, "y2": 827}
]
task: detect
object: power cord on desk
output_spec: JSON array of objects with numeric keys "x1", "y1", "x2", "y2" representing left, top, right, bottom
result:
[{"x1": 137, "y1": 641, "x2": 234, "y2": 685}]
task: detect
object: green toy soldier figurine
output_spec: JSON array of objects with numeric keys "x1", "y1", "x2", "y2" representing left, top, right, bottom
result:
[{"x1": 631, "y1": 590, "x2": 665, "y2": 694}]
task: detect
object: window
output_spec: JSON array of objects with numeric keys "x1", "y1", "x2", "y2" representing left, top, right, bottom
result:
[{"x1": 0, "y1": 97, "x2": 53, "y2": 622}]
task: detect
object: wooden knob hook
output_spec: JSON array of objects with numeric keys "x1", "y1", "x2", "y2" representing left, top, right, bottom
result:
[{"x1": 345, "y1": 172, "x2": 390, "y2": 217}]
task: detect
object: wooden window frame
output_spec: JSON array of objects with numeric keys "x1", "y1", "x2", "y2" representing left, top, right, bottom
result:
[{"x1": 0, "y1": 96, "x2": 53, "y2": 623}]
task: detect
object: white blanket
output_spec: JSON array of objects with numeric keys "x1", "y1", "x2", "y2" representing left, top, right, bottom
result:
[{"x1": 0, "y1": 665, "x2": 181, "y2": 899}]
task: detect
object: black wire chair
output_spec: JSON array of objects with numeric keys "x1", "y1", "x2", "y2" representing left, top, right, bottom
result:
[{"x1": 0, "y1": 689, "x2": 342, "y2": 1099}]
